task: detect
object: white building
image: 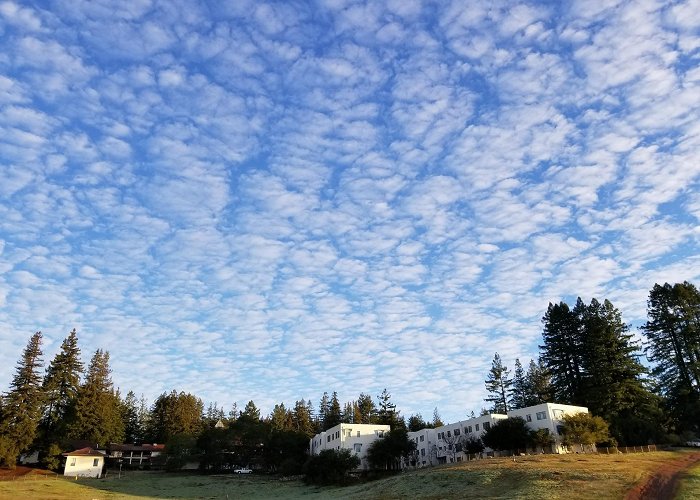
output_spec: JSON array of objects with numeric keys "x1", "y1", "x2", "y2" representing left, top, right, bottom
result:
[
  {"x1": 406, "y1": 403, "x2": 590, "y2": 467},
  {"x1": 507, "y1": 402, "x2": 588, "y2": 453},
  {"x1": 309, "y1": 423, "x2": 391, "y2": 470},
  {"x1": 62, "y1": 447, "x2": 106, "y2": 478}
]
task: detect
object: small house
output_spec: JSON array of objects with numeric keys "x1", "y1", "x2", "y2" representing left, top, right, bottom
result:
[{"x1": 62, "y1": 447, "x2": 105, "y2": 478}]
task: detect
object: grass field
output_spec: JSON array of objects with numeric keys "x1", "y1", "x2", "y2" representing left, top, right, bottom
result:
[
  {"x1": 0, "y1": 450, "x2": 695, "y2": 499},
  {"x1": 676, "y1": 462, "x2": 700, "y2": 500}
]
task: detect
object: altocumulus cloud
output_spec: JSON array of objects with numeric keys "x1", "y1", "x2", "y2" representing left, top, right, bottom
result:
[{"x1": 0, "y1": 0, "x2": 699, "y2": 422}]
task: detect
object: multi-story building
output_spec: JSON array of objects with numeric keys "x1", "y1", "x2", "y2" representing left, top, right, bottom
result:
[
  {"x1": 507, "y1": 402, "x2": 588, "y2": 453},
  {"x1": 309, "y1": 423, "x2": 391, "y2": 470},
  {"x1": 407, "y1": 427, "x2": 437, "y2": 467},
  {"x1": 431, "y1": 413, "x2": 509, "y2": 464}
]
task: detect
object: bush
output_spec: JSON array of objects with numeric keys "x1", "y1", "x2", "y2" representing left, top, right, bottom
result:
[
  {"x1": 303, "y1": 449, "x2": 359, "y2": 485},
  {"x1": 481, "y1": 417, "x2": 530, "y2": 452}
]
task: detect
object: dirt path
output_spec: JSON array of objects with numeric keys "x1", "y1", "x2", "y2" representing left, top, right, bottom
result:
[{"x1": 625, "y1": 452, "x2": 700, "y2": 500}]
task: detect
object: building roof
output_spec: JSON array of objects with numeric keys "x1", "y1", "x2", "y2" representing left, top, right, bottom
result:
[
  {"x1": 62, "y1": 447, "x2": 106, "y2": 457},
  {"x1": 109, "y1": 443, "x2": 165, "y2": 452}
]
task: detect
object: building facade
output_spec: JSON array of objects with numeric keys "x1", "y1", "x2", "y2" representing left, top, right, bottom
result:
[
  {"x1": 62, "y1": 447, "x2": 105, "y2": 478},
  {"x1": 309, "y1": 423, "x2": 391, "y2": 470},
  {"x1": 507, "y1": 402, "x2": 588, "y2": 453}
]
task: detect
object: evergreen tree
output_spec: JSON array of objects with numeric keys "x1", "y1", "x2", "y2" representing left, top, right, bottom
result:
[
  {"x1": 375, "y1": 388, "x2": 398, "y2": 426},
  {"x1": 269, "y1": 403, "x2": 292, "y2": 431},
  {"x1": 540, "y1": 302, "x2": 584, "y2": 403},
  {"x1": 148, "y1": 390, "x2": 204, "y2": 443},
  {"x1": 355, "y1": 393, "x2": 375, "y2": 424},
  {"x1": 341, "y1": 402, "x2": 354, "y2": 423},
  {"x1": 525, "y1": 358, "x2": 554, "y2": 406},
  {"x1": 407, "y1": 414, "x2": 427, "y2": 432},
  {"x1": 324, "y1": 392, "x2": 342, "y2": 430},
  {"x1": 0, "y1": 331, "x2": 44, "y2": 467},
  {"x1": 240, "y1": 400, "x2": 261, "y2": 422},
  {"x1": 484, "y1": 352, "x2": 512, "y2": 413},
  {"x1": 318, "y1": 392, "x2": 330, "y2": 429},
  {"x1": 511, "y1": 358, "x2": 528, "y2": 409},
  {"x1": 69, "y1": 350, "x2": 124, "y2": 445},
  {"x1": 641, "y1": 281, "x2": 700, "y2": 433},
  {"x1": 123, "y1": 391, "x2": 142, "y2": 443},
  {"x1": 40, "y1": 328, "x2": 83, "y2": 447},
  {"x1": 292, "y1": 399, "x2": 315, "y2": 437},
  {"x1": 432, "y1": 407, "x2": 443, "y2": 427}
]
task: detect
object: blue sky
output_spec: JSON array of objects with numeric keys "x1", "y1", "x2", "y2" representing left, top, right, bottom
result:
[{"x1": 0, "y1": 0, "x2": 699, "y2": 423}]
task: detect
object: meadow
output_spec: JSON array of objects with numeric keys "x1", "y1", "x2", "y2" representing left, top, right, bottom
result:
[{"x1": 1, "y1": 450, "x2": 698, "y2": 499}]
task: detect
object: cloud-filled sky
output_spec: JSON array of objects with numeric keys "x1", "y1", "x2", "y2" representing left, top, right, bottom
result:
[{"x1": 1, "y1": 0, "x2": 699, "y2": 423}]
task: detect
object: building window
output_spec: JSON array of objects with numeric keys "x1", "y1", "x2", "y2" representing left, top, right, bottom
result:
[
  {"x1": 354, "y1": 443, "x2": 362, "y2": 453},
  {"x1": 70, "y1": 458, "x2": 76, "y2": 467},
  {"x1": 447, "y1": 430, "x2": 451, "y2": 437},
  {"x1": 483, "y1": 422, "x2": 491, "y2": 431},
  {"x1": 454, "y1": 429, "x2": 461, "y2": 436},
  {"x1": 526, "y1": 414, "x2": 532, "y2": 422},
  {"x1": 467, "y1": 426, "x2": 472, "y2": 433},
  {"x1": 357, "y1": 431, "x2": 360, "y2": 437},
  {"x1": 421, "y1": 448, "x2": 425, "y2": 456},
  {"x1": 557, "y1": 425, "x2": 565, "y2": 436},
  {"x1": 93, "y1": 458, "x2": 99, "y2": 467},
  {"x1": 553, "y1": 409, "x2": 564, "y2": 419},
  {"x1": 327, "y1": 435, "x2": 331, "y2": 443},
  {"x1": 420, "y1": 435, "x2": 424, "y2": 442},
  {"x1": 475, "y1": 424, "x2": 479, "y2": 431},
  {"x1": 536, "y1": 411, "x2": 547, "y2": 420}
]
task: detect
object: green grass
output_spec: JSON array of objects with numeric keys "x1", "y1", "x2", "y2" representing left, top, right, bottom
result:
[
  {"x1": 0, "y1": 451, "x2": 694, "y2": 500},
  {"x1": 676, "y1": 462, "x2": 700, "y2": 500}
]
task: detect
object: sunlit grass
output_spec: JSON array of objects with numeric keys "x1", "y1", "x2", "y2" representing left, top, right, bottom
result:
[{"x1": 0, "y1": 451, "x2": 694, "y2": 500}]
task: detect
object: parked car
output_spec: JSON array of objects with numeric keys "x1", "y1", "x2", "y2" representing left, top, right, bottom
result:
[
  {"x1": 234, "y1": 467, "x2": 253, "y2": 474},
  {"x1": 686, "y1": 441, "x2": 700, "y2": 447}
]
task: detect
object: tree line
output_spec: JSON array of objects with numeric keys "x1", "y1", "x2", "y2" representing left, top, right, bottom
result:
[
  {"x1": 482, "y1": 281, "x2": 700, "y2": 446},
  {"x1": 1, "y1": 280, "x2": 698, "y2": 471}
]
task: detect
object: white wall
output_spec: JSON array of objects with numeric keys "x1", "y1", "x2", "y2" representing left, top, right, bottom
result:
[
  {"x1": 507, "y1": 403, "x2": 588, "y2": 453},
  {"x1": 309, "y1": 423, "x2": 391, "y2": 470},
  {"x1": 63, "y1": 455, "x2": 104, "y2": 478}
]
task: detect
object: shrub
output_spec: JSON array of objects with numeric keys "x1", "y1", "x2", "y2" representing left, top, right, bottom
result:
[{"x1": 303, "y1": 449, "x2": 360, "y2": 485}]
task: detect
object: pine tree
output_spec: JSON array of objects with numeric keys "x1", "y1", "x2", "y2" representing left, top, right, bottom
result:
[
  {"x1": 432, "y1": 407, "x2": 443, "y2": 427},
  {"x1": 540, "y1": 301, "x2": 585, "y2": 403},
  {"x1": 123, "y1": 391, "x2": 141, "y2": 443},
  {"x1": 324, "y1": 392, "x2": 342, "y2": 430},
  {"x1": 0, "y1": 331, "x2": 44, "y2": 467},
  {"x1": 641, "y1": 281, "x2": 700, "y2": 432},
  {"x1": 341, "y1": 402, "x2": 354, "y2": 423},
  {"x1": 269, "y1": 403, "x2": 293, "y2": 431},
  {"x1": 526, "y1": 358, "x2": 553, "y2": 405},
  {"x1": 484, "y1": 352, "x2": 512, "y2": 413},
  {"x1": 40, "y1": 328, "x2": 83, "y2": 447},
  {"x1": 292, "y1": 399, "x2": 315, "y2": 437},
  {"x1": 355, "y1": 393, "x2": 375, "y2": 424},
  {"x1": 511, "y1": 358, "x2": 528, "y2": 409},
  {"x1": 148, "y1": 391, "x2": 204, "y2": 442},
  {"x1": 318, "y1": 392, "x2": 330, "y2": 429},
  {"x1": 69, "y1": 349, "x2": 124, "y2": 445},
  {"x1": 375, "y1": 388, "x2": 399, "y2": 426}
]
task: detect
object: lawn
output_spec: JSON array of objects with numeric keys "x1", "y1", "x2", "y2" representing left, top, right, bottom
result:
[
  {"x1": 0, "y1": 451, "x2": 694, "y2": 500},
  {"x1": 676, "y1": 462, "x2": 700, "y2": 500}
]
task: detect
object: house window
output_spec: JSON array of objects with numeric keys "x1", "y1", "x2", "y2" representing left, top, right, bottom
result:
[
  {"x1": 454, "y1": 429, "x2": 460, "y2": 436},
  {"x1": 420, "y1": 435, "x2": 424, "y2": 442},
  {"x1": 526, "y1": 414, "x2": 532, "y2": 422},
  {"x1": 354, "y1": 443, "x2": 362, "y2": 453},
  {"x1": 70, "y1": 458, "x2": 76, "y2": 467},
  {"x1": 475, "y1": 424, "x2": 479, "y2": 431},
  {"x1": 93, "y1": 458, "x2": 99, "y2": 467},
  {"x1": 536, "y1": 411, "x2": 547, "y2": 420}
]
